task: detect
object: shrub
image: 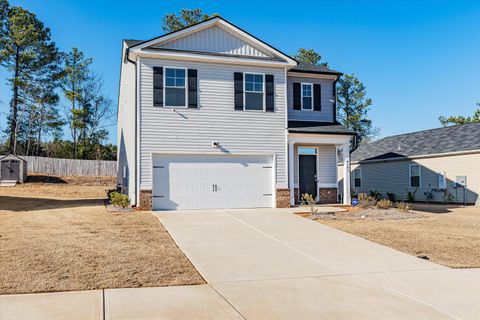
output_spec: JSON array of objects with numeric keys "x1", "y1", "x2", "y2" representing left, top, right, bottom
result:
[
  {"x1": 369, "y1": 190, "x2": 382, "y2": 200},
  {"x1": 396, "y1": 201, "x2": 412, "y2": 212},
  {"x1": 405, "y1": 188, "x2": 418, "y2": 202},
  {"x1": 357, "y1": 192, "x2": 377, "y2": 208},
  {"x1": 386, "y1": 192, "x2": 397, "y2": 202},
  {"x1": 376, "y1": 199, "x2": 393, "y2": 209},
  {"x1": 109, "y1": 191, "x2": 130, "y2": 208},
  {"x1": 301, "y1": 193, "x2": 318, "y2": 216}
]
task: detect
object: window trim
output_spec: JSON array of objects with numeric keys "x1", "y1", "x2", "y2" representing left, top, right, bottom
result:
[
  {"x1": 243, "y1": 72, "x2": 265, "y2": 111},
  {"x1": 163, "y1": 66, "x2": 188, "y2": 108},
  {"x1": 353, "y1": 168, "x2": 362, "y2": 188},
  {"x1": 301, "y1": 82, "x2": 313, "y2": 111},
  {"x1": 409, "y1": 164, "x2": 421, "y2": 188}
]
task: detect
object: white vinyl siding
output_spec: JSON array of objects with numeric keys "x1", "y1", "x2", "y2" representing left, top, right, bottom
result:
[
  {"x1": 155, "y1": 25, "x2": 270, "y2": 58},
  {"x1": 117, "y1": 42, "x2": 137, "y2": 205},
  {"x1": 139, "y1": 58, "x2": 287, "y2": 190},
  {"x1": 294, "y1": 144, "x2": 337, "y2": 187},
  {"x1": 338, "y1": 153, "x2": 480, "y2": 204},
  {"x1": 287, "y1": 76, "x2": 335, "y2": 122}
]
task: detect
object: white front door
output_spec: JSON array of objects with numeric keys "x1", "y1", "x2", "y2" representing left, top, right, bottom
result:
[{"x1": 152, "y1": 154, "x2": 274, "y2": 210}]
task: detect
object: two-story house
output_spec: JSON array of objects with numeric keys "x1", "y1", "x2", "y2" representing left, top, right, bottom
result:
[{"x1": 117, "y1": 17, "x2": 355, "y2": 210}]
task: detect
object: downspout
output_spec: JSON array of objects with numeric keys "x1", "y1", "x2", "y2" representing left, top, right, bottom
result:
[{"x1": 124, "y1": 47, "x2": 138, "y2": 207}]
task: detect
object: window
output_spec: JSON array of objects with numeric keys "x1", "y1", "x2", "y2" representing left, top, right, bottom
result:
[
  {"x1": 353, "y1": 168, "x2": 362, "y2": 188},
  {"x1": 301, "y1": 83, "x2": 313, "y2": 110},
  {"x1": 244, "y1": 73, "x2": 264, "y2": 110},
  {"x1": 409, "y1": 164, "x2": 421, "y2": 188},
  {"x1": 298, "y1": 147, "x2": 317, "y2": 155},
  {"x1": 122, "y1": 166, "x2": 127, "y2": 179},
  {"x1": 437, "y1": 171, "x2": 446, "y2": 189},
  {"x1": 164, "y1": 67, "x2": 186, "y2": 107}
]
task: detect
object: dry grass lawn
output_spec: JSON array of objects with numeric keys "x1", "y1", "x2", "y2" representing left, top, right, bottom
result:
[
  {"x1": 315, "y1": 204, "x2": 480, "y2": 268},
  {"x1": 0, "y1": 176, "x2": 204, "y2": 294}
]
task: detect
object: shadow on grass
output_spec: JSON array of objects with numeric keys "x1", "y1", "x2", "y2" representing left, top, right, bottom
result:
[
  {"x1": 0, "y1": 195, "x2": 104, "y2": 212},
  {"x1": 412, "y1": 203, "x2": 464, "y2": 214},
  {"x1": 26, "y1": 175, "x2": 67, "y2": 184}
]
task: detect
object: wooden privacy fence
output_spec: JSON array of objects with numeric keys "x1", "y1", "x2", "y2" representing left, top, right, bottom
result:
[{"x1": 0, "y1": 156, "x2": 117, "y2": 177}]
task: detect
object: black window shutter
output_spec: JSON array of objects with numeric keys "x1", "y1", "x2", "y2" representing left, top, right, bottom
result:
[
  {"x1": 293, "y1": 83, "x2": 301, "y2": 110},
  {"x1": 153, "y1": 67, "x2": 163, "y2": 107},
  {"x1": 265, "y1": 74, "x2": 274, "y2": 112},
  {"x1": 188, "y1": 69, "x2": 197, "y2": 108},
  {"x1": 234, "y1": 72, "x2": 243, "y2": 110},
  {"x1": 313, "y1": 84, "x2": 321, "y2": 111}
]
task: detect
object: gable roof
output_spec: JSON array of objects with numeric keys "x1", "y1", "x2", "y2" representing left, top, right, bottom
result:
[
  {"x1": 351, "y1": 122, "x2": 480, "y2": 163},
  {"x1": 127, "y1": 16, "x2": 297, "y2": 65},
  {"x1": 290, "y1": 61, "x2": 343, "y2": 76}
]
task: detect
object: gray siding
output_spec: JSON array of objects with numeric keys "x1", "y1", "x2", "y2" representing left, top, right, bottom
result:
[
  {"x1": 117, "y1": 43, "x2": 137, "y2": 204},
  {"x1": 139, "y1": 58, "x2": 287, "y2": 190},
  {"x1": 155, "y1": 25, "x2": 270, "y2": 57},
  {"x1": 287, "y1": 76, "x2": 335, "y2": 122},
  {"x1": 338, "y1": 153, "x2": 480, "y2": 204}
]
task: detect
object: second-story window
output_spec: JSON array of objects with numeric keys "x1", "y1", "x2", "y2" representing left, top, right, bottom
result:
[
  {"x1": 301, "y1": 83, "x2": 313, "y2": 110},
  {"x1": 244, "y1": 73, "x2": 264, "y2": 111},
  {"x1": 165, "y1": 67, "x2": 186, "y2": 107}
]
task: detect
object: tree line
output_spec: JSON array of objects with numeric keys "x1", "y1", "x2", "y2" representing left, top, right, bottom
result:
[{"x1": 0, "y1": 0, "x2": 116, "y2": 160}]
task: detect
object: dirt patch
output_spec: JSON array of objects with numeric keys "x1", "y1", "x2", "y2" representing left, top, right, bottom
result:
[
  {"x1": 0, "y1": 182, "x2": 205, "y2": 294},
  {"x1": 298, "y1": 207, "x2": 425, "y2": 221},
  {"x1": 306, "y1": 205, "x2": 480, "y2": 268}
]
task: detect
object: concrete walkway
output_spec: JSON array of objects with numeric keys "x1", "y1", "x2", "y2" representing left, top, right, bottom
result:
[{"x1": 1, "y1": 208, "x2": 479, "y2": 319}]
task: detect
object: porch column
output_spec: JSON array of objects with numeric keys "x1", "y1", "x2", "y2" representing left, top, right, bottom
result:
[
  {"x1": 342, "y1": 144, "x2": 351, "y2": 205},
  {"x1": 288, "y1": 142, "x2": 295, "y2": 206}
]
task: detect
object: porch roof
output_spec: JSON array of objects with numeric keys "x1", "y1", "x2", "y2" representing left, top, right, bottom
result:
[{"x1": 287, "y1": 121, "x2": 355, "y2": 135}]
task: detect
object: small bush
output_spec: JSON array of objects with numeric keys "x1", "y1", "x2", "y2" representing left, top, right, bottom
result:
[
  {"x1": 405, "y1": 188, "x2": 418, "y2": 202},
  {"x1": 109, "y1": 191, "x2": 130, "y2": 208},
  {"x1": 376, "y1": 199, "x2": 393, "y2": 209},
  {"x1": 386, "y1": 192, "x2": 397, "y2": 202},
  {"x1": 357, "y1": 192, "x2": 377, "y2": 208},
  {"x1": 369, "y1": 190, "x2": 382, "y2": 200},
  {"x1": 301, "y1": 193, "x2": 318, "y2": 216},
  {"x1": 396, "y1": 201, "x2": 412, "y2": 212}
]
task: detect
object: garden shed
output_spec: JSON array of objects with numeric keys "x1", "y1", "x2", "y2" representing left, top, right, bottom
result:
[{"x1": 0, "y1": 154, "x2": 27, "y2": 185}]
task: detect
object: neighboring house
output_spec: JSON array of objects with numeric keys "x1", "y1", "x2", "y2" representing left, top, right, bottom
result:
[
  {"x1": 338, "y1": 123, "x2": 480, "y2": 204},
  {"x1": 117, "y1": 17, "x2": 355, "y2": 210}
]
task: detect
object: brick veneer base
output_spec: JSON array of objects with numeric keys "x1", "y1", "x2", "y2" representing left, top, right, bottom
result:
[
  {"x1": 139, "y1": 189, "x2": 152, "y2": 211},
  {"x1": 276, "y1": 188, "x2": 291, "y2": 208},
  {"x1": 319, "y1": 188, "x2": 337, "y2": 204}
]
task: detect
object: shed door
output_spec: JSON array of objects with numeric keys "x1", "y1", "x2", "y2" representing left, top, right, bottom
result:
[
  {"x1": 2, "y1": 160, "x2": 20, "y2": 181},
  {"x1": 152, "y1": 154, "x2": 274, "y2": 210}
]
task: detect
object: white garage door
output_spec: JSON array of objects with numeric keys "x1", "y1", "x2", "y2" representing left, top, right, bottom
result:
[{"x1": 152, "y1": 154, "x2": 274, "y2": 210}]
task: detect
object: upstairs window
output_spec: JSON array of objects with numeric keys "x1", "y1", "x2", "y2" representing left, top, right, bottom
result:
[
  {"x1": 353, "y1": 168, "x2": 362, "y2": 188},
  {"x1": 165, "y1": 68, "x2": 186, "y2": 107},
  {"x1": 244, "y1": 73, "x2": 264, "y2": 111},
  {"x1": 409, "y1": 164, "x2": 421, "y2": 188},
  {"x1": 301, "y1": 83, "x2": 313, "y2": 110}
]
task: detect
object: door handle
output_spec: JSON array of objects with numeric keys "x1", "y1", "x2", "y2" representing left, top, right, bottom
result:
[{"x1": 214, "y1": 184, "x2": 218, "y2": 192}]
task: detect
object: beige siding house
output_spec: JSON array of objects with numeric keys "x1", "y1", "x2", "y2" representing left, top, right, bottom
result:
[{"x1": 338, "y1": 123, "x2": 480, "y2": 204}]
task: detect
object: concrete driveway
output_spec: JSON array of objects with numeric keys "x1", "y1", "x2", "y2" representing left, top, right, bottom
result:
[
  {"x1": 2, "y1": 208, "x2": 479, "y2": 319},
  {"x1": 153, "y1": 208, "x2": 480, "y2": 320}
]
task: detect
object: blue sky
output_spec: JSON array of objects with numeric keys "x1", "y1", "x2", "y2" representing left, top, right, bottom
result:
[{"x1": 1, "y1": 0, "x2": 479, "y2": 144}]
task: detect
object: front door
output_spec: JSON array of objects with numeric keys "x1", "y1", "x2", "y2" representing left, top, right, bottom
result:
[{"x1": 299, "y1": 154, "x2": 317, "y2": 199}]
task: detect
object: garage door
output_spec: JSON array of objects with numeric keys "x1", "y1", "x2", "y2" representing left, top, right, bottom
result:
[{"x1": 152, "y1": 154, "x2": 274, "y2": 210}]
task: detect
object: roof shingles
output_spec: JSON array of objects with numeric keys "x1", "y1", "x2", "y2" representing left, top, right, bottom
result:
[{"x1": 351, "y1": 123, "x2": 480, "y2": 162}]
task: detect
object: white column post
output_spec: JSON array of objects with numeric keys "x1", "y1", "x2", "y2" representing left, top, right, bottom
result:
[
  {"x1": 342, "y1": 144, "x2": 351, "y2": 205},
  {"x1": 288, "y1": 142, "x2": 295, "y2": 206}
]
